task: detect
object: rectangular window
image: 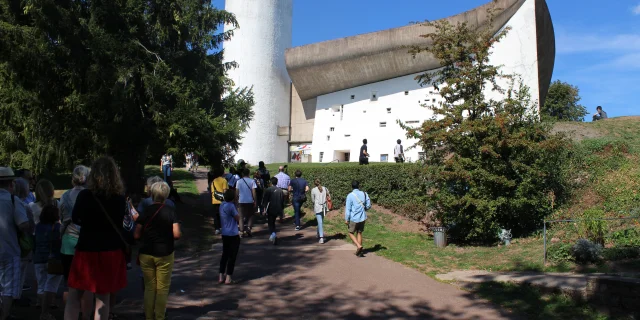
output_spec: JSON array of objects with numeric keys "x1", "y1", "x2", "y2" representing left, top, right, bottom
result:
[
  {"x1": 380, "y1": 154, "x2": 389, "y2": 162},
  {"x1": 379, "y1": 122, "x2": 386, "y2": 127},
  {"x1": 432, "y1": 98, "x2": 436, "y2": 103},
  {"x1": 405, "y1": 120, "x2": 420, "y2": 124},
  {"x1": 371, "y1": 91, "x2": 378, "y2": 101},
  {"x1": 327, "y1": 135, "x2": 330, "y2": 141},
  {"x1": 344, "y1": 134, "x2": 351, "y2": 137},
  {"x1": 350, "y1": 95, "x2": 355, "y2": 100},
  {"x1": 404, "y1": 91, "x2": 409, "y2": 95},
  {"x1": 340, "y1": 105, "x2": 344, "y2": 121},
  {"x1": 386, "y1": 108, "x2": 391, "y2": 114},
  {"x1": 319, "y1": 152, "x2": 324, "y2": 162},
  {"x1": 344, "y1": 153, "x2": 350, "y2": 162},
  {"x1": 330, "y1": 127, "x2": 335, "y2": 132}
]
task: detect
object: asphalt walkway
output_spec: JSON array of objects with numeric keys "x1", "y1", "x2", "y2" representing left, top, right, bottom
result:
[{"x1": 111, "y1": 170, "x2": 517, "y2": 320}]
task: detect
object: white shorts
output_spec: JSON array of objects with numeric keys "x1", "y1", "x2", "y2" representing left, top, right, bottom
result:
[
  {"x1": 34, "y1": 263, "x2": 63, "y2": 295},
  {"x1": 0, "y1": 256, "x2": 22, "y2": 298}
]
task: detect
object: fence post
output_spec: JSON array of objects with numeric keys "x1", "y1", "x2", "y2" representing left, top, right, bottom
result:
[{"x1": 543, "y1": 220, "x2": 547, "y2": 265}]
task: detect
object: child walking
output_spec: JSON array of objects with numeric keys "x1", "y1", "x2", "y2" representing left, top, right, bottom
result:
[
  {"x1": 219, "y1": 189, "x2": 241, "y2": 284},
  {"x1": 34, "y1": 205, "x2": 63, "y2": 320}
]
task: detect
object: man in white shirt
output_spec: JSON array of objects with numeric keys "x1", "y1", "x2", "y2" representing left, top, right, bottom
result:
[{"x1": 394, "y1": 139, "x2": 405, "y2": 163}]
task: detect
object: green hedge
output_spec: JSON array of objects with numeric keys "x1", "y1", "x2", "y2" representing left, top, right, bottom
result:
[{"x1": 269, "y1": 163, "x2": 429, "y2": 221}]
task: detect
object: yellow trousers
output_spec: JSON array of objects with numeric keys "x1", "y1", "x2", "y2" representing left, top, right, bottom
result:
[{"x1": 139, "y1": 252, "x2": 175, "y2": 320}]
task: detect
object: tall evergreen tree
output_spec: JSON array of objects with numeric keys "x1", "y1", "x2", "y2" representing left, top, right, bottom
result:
[
  {"x1": 405, "y1": 11, "x2": 569, "y2": 241},
  {"x1": 0, "y1": 0, "x2": 254, "y2": 193}
]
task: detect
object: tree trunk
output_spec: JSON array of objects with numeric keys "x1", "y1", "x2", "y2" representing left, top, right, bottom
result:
[{"x1": 111, "y1": 144, "x2": 148, "y2": 197}]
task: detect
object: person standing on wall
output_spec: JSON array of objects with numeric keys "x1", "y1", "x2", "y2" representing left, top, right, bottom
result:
[
  {"x1": 345, "y1": 180, "x2": 371, "y2": 257},
  {"x1": 359, "y1": 139, "x2": 370, "y2": 165},
  {"x1": 262, "y1": 177, "x2": 285, "y2": 245},
  {"x1": 288, "y1": 170, "x2": 309, "y2": 231},
  {"x1": 160, "y1": 153, "x2": 173, "y2": 183},
  {"x1": 235, "y1": 168, "x2": 256, "y2": 237},
  {"x1": 394, "y1": 139, "x2": 405, "y2": 163}
]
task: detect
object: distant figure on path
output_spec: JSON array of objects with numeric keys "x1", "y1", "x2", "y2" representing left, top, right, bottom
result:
[
  {"x1": 235, "y1": 168, "x2": 257, "y2": 237},
  {"x1": 253, "y1": 171, "x2": 265, "y2": 215},
  {"x1": 311, "y1": 179, "x2": 330, "y2": 244},
  {"x1": 345, "y1": 180, "x2": 371, "y2": 257},
  {"x1": 359, "y1": 139, "x2": 370, "y2": 165},
  {"x1": 394, "y1": 139, "x2": 405, "y2": 163},
  {"x1": 219, "y1": 189, "x2": 241, "y2": 285},
  {"x1": 262, "y1": 177, "x2": 285, "y2": 245},
  {"x1": 274, "y1": 166, "x2": 290, "y2": 221},
  {"x1": 257, "y1": 161, "x2": 271, "y2": 187},
  {"x1": 289, "y1": 170, "x2": 309, "y2": 231},
  {"x1": 593, "y1": 106, "x2": 608, "y2": 121},
  {"x1": 160, "y1": 153, "x2": 173, "y2": 182},
  {"x1": 210, "y1": 167, "x2": 228, "y2": 235}
]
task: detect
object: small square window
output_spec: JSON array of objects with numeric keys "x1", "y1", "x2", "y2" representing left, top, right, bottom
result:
[
  {"x1": 363, "y1": 110, "x2": 366, "y2": 113},
  {"x1": 380, "y1": 154, "x2": 389, "y2": 162},
  {"x1": 330, "y1": 127, "x2": 335, "y2": 132},
  {"x1": 379, "y1": 122, "x2": 387, "y2": 128},
  {"x1": 404, "y1": 91, "x2": 409, "y2": 95},
  {"x1": 387, "y1": 108, "x2": 391, "y2": 114},
  {"x1": 327, "y1": 135, "x2": 330, "y2": 141},
  {"x1": 432, "y1": 98, "x2": 436, "y2": 103},
  {"x1": 350, "y1": 95, "x2": 355, "y2": 100},
  {"x1": 370, "y1": 91, "x2": 378, "y2": 101},
  {"x1": 429, "y1": 91, "x2": 433, "y2": 94}
]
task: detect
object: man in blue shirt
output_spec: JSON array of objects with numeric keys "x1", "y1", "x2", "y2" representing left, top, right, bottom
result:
[{"x1": 345, "y1": 180, "x2": 371, "y2": 257}]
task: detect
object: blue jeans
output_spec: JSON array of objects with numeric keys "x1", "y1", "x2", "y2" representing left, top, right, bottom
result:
[
  {"x1": 292, "y1": 200, "x2": 303, "y2": 227},
  {"x1": 162, "y1": 165, "x2": 171, "y2": 182},
  {"x1": 316, "y1": 213, "x2": 324, "y2": 238}
]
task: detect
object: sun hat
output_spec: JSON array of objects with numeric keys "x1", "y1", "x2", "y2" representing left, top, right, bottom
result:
[{"x1": 0, "y1": 167, "x2": 16, "y2": 180}]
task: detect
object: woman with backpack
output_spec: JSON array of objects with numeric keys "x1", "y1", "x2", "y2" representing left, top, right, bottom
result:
[
  {"x1": 134, "y1": 181, "x2": 181, "y2": 320},
  {"x1": 253, "y1": 171, "x2": 265, "y2": 215},
  {"x1": 311, "y1": 179, "x2": 331, "y2": 244}
]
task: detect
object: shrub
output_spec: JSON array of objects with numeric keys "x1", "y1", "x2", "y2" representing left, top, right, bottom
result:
[
  {"x1": 602, "y1": 247, "x2": 640, "y2": 261},
  {"x1": 547, "y1": 242, "x2": 573, "y2": 263},
  {"x1": 580, "y1": 209, "x2": 607, "y2": 246},
  {"x1": 281, "y1": 163, "x2": 429, "y2": 221},
  {"x1": 610, "y1": 228, "x2": 640, "y2": 247},
  {"x1": 571, "y1": 239, "x2": 602, "y2": 265}
]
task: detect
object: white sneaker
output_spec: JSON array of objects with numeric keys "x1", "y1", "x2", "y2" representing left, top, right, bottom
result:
[
  {"x1": 319, "y1": 238, "x2": 324, "y2": 244},
  {"x1": 215, "y1": 229, "x2": 221, "y2": 235},
  {"x1": 269, "y1": 233, "x2": 276, "y2": 243}
]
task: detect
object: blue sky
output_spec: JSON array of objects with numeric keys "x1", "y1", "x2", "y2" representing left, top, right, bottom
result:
[{"x1": 215, "y1": 0, "x2": 639, "y2": 120}]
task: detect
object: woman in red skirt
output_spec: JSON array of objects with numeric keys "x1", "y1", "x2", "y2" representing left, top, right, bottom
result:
[{"x1": 64, "y1": 156, "x2": 128, "y2": 320}]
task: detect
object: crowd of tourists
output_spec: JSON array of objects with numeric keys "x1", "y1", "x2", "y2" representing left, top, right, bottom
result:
[{"x1": 0, "y1": 156, "x2": 371, "y2": 320}]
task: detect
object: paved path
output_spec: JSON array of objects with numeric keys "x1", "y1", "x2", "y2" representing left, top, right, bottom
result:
[{"x1": 114, "y1": 171, "x2": 517, "y2": 320}]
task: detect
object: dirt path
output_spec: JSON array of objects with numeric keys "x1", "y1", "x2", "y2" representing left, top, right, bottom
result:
[{"x1": 112, "y1": 170, "x2": 517, "y2": 319}]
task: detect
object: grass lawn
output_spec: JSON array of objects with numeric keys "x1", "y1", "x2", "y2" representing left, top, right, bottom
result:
[
  {"x1": 144, "y1": 165, "x2": 199, "y2": 198},
  {"x1": 473, "y1": 282, "x2": 610, "y2": 320},
  {"x1": 292, "y1": 207, "x2": 573, "y2": 276}
]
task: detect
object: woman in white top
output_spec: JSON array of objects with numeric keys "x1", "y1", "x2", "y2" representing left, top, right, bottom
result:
[
  {"x1": 29, "y1": 179, "x2": 59, "y2": 226},
  {"x1": 311, "y1": 179, "x2": 330, "y2": 244}
]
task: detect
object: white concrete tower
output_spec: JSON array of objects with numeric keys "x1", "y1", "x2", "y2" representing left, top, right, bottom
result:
[{"x1": 224, "y1": 0, "x2": 293, "y2": 165}]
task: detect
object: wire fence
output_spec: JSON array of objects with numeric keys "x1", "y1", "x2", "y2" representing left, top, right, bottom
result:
[{"x1": 543, "y1": 216, "x2": 640, "y2": 264}]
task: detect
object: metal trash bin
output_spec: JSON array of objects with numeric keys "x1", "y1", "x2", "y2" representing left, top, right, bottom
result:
[{"x1": 431, "y1": 227, "x2": 448, "y2": 248}]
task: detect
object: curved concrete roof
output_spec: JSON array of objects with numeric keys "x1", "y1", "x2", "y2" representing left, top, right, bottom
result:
[{"x1": 285, "y1": 0, "x2": 555, "y2": 105}]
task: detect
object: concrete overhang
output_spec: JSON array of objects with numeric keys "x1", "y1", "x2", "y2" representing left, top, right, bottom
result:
[{"x1": 285, "y1": 0, "x2": 555, "y2": 106}]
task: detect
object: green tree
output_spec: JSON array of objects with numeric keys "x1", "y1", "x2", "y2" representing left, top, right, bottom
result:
[
  {"x1": 404, "y1": 11, "x2": 570, "y2": 241},
  {"x1": 542, "y1": 80, "x2": 587, "y2": 121},
  {"x1": 0, "y1": 0, "x2": 253, "y2": 193}
]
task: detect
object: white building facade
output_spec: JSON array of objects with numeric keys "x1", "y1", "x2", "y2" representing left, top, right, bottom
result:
[{"x1": 286, "y1": 0, "x2": 554, "y2": 164}]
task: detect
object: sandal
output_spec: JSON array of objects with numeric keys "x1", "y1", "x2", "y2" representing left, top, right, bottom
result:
[
  {"x1": 224, "y1": 280, "x2": 237, "y2": 285},
  {"x1": 355, "y1": 247, "x2": 363, "y2": 256}
]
